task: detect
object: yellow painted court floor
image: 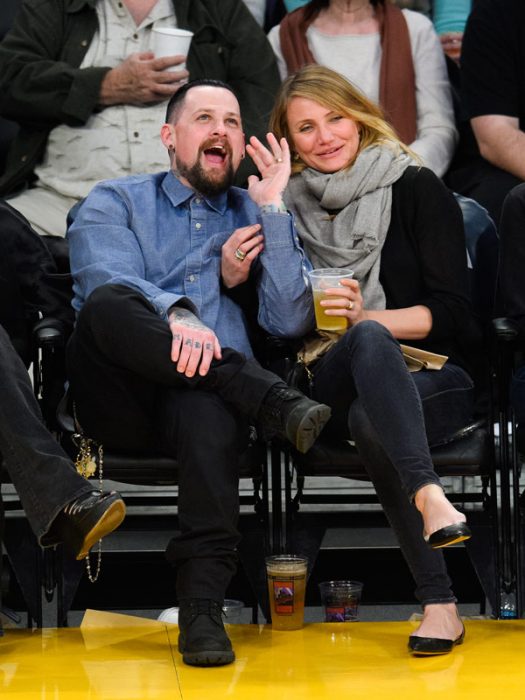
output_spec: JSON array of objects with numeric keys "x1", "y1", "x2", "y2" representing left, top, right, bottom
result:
[{"x1": 1, "y1": 611, "x2": 524, "y2": 699}]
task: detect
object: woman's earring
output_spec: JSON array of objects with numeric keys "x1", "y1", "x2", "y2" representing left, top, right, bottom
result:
[{"x1": 168, "y1": 145, "x2": 175, "y2": 152}]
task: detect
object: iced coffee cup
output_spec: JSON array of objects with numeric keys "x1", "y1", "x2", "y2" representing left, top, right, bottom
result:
[
  {"x1": 307, "y1": 268, "x2": 354, "y2": 332},
  {"x1": 266, "y1": 554, "x2": 308, "y2": 631},
  {"x1": 152, "y1": 27, "x2": 193, "y2": 71}
]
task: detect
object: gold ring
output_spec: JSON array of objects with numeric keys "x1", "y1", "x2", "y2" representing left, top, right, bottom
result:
[
  {"x1": 234, "y1": 248, "x2": 246, "y2": 261},
  {"x1": 348, "y1": 300, "x2": 354, "y2": 310}
]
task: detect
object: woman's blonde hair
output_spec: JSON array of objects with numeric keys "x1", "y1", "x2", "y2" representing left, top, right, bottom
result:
[{"x1": 269, "y1": 64, "x2": 417, "y2": 173}]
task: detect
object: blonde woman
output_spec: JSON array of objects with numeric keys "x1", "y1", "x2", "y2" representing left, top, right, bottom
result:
[
  {"x1": 257, "y1": 65, "x2": 478, "y2": 655},
  {"x1": 267, "y1": 0, "x2": 457, "y2": 176}
]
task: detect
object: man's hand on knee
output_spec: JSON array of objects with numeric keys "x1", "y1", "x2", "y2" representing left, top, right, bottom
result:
[{"x1": 168, "y1": 308, "x2": 222, "y2": 377}]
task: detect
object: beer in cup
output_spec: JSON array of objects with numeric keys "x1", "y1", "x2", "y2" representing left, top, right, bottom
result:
[{"x1": 307, "y1": 268, "x2": 354, "y2": 332}]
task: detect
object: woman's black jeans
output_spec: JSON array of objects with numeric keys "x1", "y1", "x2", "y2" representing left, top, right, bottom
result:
[{"x1": 310, "y1": 321, "x2": 475, "y2": 606}]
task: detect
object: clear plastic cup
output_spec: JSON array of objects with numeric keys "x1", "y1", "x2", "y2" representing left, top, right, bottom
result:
[
  {"x1": 222, "y1": 599, "x2": 244, "y2": 624},
  {"x1": 307, "y1": 268, "x2": 354, "y2": 331},
  {"x1": 266, "y1": 554, "x2": 308, "y2": 630},
  {"x1": 319, "y1": 580, "x2": 363, "y2": 622}
]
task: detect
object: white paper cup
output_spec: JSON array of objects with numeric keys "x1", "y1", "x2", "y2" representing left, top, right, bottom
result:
[{"x1": 152, "y1": 27, "x2": 193, "y2": 71}]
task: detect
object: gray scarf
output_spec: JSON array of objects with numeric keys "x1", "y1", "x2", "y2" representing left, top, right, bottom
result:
[{"x1": 286, "y1": 145, "x2": 413, "y2": 309}]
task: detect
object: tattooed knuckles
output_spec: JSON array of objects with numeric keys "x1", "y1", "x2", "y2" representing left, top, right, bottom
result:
[{"x1": 168, "y1": 307, "x2": 219, "y2": 378}]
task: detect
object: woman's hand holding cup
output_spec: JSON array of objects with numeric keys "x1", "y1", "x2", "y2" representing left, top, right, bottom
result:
[{"x1": 320, "y1": 278, "x2": 365, "y2": 327}]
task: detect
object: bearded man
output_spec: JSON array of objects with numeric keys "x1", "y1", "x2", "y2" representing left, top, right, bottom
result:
[{"x1": 65, "y1": 79, "x2": 330, "y2": 667}]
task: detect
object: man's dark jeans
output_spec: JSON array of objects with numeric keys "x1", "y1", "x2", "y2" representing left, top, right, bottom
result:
[
  {"x1": 310, "y1": 321, "x2": 475, "y2": 605},
  {"x1": 0, "y1": 324, "x2": 91, "y2": 545},
  {"x1": 66, "y1": 284, "x2": 284, "y2": 602}
]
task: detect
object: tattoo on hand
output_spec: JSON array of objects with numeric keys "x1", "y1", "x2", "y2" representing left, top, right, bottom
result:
[
  {"x1": 194, "y1": 341, "x2": 201, "y2": 349},
  {"x1": 185, "y1": 338, "x2": 193, "y2": 346},
  {"x1": 170, "y1": 307, "x2": 205, "y2": 330},
  {"x1": 205, "y1": 343, "x2": 213, "y2": 351}
]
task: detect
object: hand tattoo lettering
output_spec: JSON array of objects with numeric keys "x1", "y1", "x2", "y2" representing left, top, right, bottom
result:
[
  {"x1": 194, "y1": 341, "x2": 201, "y2": 349},
  {"x1": 185, "y1": 338, "x2": 193, "y2": 346}
]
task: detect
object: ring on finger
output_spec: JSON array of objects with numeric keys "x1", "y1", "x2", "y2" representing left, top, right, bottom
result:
[
  {"x1": 275, "y1": 157, "x2": 283, "y2": 163},
  {"x1": 234, "y1": 247, "x2": 246, "y2": 261},
  {"x1": 347, "y1": 300, "x2": 354, "y2": 310}
]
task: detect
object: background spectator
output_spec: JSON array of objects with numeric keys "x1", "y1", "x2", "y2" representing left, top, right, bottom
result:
[
  {"x1": 0, "y1": 0, "x2": 280, "y2": 237},
  {"x1": 267, "y1": 0, "x2": 457, "y2": 177},
  {"x1": 447, "y1": 0, "x2": 523, "y2": 227}
]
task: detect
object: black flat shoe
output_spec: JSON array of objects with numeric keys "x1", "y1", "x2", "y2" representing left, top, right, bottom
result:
[
  {"x1": 408, "y1": 626, "x2": 465, "y2": 656},
  {"x1": 424, "y1": 522, "x2": 471, "y2": 549}
]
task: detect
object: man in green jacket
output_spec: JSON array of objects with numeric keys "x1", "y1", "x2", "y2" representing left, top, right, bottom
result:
[{"x1": 0, "y1": 0, "x2": 280, "y2": 237}]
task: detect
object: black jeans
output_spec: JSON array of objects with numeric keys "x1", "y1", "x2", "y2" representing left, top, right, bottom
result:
[
  {"x1": 66, "y1": 284, "x2": 284, "y2": 602},
  {"x1": 499, "y1": 183, "x2": 525, "y2": 327},
  {"x1": 0, "y1": 324, "x2": 92, "y2": 545},
  {"x1": 310, "y1": 321, "x2": 474, "y2": 605}
]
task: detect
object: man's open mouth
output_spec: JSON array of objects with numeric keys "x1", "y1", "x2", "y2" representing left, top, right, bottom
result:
[{"x1": 203, "y1": 144, "x2": 229, "y2": 164}]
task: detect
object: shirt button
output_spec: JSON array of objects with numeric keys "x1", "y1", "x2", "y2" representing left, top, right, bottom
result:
[
  {"x1": 80, "y1": 39, "x2": 88, "y2": 47},
  {"x1": 133, "y1": 131, "x2": 139, "y2": 138},
  {"x1": 195, "y1": 223, "x2": 202, "y2": 230},
  {"x1": 21, "y1": 155, "x2": 27, "y2": 162},
  {"x1": 189, "y1": 275, "x2": 196, "y2": 282},
  {"x1": 194, "y1": 198, "x2": 201, "y2": 205},
  {"x1": 133, "y1": 33, "x2": 138, "y2": 40}
]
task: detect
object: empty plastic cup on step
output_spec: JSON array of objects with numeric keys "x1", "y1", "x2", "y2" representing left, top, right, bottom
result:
[{"x1": 319, "y1": 580, "x2": 363, "y2": 622}]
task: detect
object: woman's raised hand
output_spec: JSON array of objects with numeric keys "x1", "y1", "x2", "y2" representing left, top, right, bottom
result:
[{"x1": 246, "y1": 133, "x2": 291, "y2": 207}]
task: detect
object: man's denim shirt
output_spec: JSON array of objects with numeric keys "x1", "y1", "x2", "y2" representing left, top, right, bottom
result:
[{"x1": 68, "y1": 171, "x2": 314, "y2": 358}]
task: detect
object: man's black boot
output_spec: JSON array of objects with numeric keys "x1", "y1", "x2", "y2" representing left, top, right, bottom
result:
[
  {"x1": 258, "y1": 384, "x2": 331, "y2": 453},
  {"x1": 178, "y1": 599, "x2": 235, "y2": 667}
]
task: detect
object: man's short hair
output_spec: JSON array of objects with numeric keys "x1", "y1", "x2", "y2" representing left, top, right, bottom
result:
[{"x1": 165, "y1": 79, "x2": 238, "y2": 124}]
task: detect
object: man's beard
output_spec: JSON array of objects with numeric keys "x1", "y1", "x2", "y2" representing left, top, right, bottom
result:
[{"x1": 175, "y1": 152, "x2": 235, "y2": 197}]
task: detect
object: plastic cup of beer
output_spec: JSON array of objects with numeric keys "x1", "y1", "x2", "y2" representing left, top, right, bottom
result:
[
  {"x1": 307, "y1": 268, "x2": 354, "y2": 331},
  {"x1": 266, "y1": 554, "x2": 308, "y2": 630},
  {"x1": 319, "y1": 580, "x2": 363, "y2": 622},
  {"x1": 152, "y1": 27, "x2": 193, "y2": 71}
]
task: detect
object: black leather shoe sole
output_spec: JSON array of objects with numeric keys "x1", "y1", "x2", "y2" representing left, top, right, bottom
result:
[
  {"x1": 75, "y1": 499, "x2": 126, "y2": 560},
  {"x1": 408, "y1": 626, "x2": 465, "y2": 656},
  {"x1": 292, "y1": 403, "x2": 332, "y2": 454},
  {"x1": 425, "y1": 522, "x2": 471, "y2": 549},
  {"x1": 178, "y1": 639, "x2": 235, "y2": 667}
]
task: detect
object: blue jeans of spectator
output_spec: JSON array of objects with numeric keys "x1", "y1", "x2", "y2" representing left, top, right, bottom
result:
[
  {"x1": 0, "y1": 323, "x2": 92, "y2": 546},
  {"x1": 310, "y1": 321, "x2": 475, "y2": 605}
]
